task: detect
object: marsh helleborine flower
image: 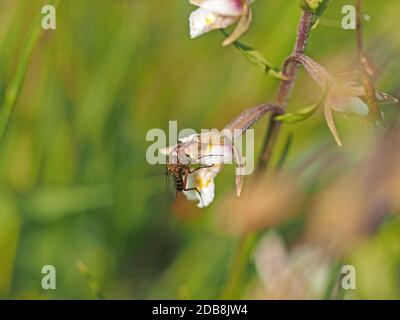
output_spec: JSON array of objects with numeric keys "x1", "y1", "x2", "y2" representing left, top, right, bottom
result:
[
  {"x1": 189, "y1": 0, "x2": 253, "y2": 46},
  {"x1": 161, "y1": 131, "x2": 240, "y2": 208},
  {"x1": 160, "y1": 104, "x2": 279, "y2": 208},
  {"x1": 287, "y1": 54, "x2": 398, "y2": 146}
]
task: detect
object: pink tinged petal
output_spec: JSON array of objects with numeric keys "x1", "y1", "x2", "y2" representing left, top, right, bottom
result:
[
  {"x1": 200, "y1": 0, "x2": 244, "y2": 17},
  {"x1": 189, "y1": 8, "x2": 237, "y2": 39},
  {"x1": 332, "y1": 96, "x2": 369, "y2": 117},
  {"x1": 325, "y1": 94, "x2": 343, "y2": 147},
  {"x1": 231, "y1": 143, "x2": 245, "y2": 196},
  {"x1": 222, "y1": 2, "x2": 252, "y2": 46}
]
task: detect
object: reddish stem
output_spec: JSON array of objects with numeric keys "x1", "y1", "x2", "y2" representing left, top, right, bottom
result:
[{"x1": 258, "y1": 10, "x2": 314, "y2": 170}]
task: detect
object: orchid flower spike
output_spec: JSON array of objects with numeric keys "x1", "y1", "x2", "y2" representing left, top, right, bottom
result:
[{"x1": 189, "y1": 0, "x2": 254, "y2": 46}]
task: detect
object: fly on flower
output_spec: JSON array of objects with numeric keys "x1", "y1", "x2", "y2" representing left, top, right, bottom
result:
[
  {"x1": 160, "y1": 104, "x2": 280, "y2": 208},
  {"x1": 189, "y1": 0, "x2": 254, "y2": 46},
  {"x1": 161, "y1": 131, "x2": 235, "y2": 208},
  {"x1": 165, "y1": 147, "x2": 215, "y2": 206}
]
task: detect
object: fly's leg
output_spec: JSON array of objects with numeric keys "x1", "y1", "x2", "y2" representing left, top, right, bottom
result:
[
  {"x1": 183, "y1": 168, "x2": 189, "y2": 189},
  {"x1": 183, "y1": 187, "x2": 204, "y2": 207},
  {"x1": 188, "y1": 164, "x2": 214, "y2": 174},
  {"x1": 183, "y1": 168, "x2": 205, "y2": 206}
]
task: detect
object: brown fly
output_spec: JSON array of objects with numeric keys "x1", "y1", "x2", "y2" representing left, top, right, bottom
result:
[{"x1": 165, "y1": 140, "x2": 218, "y2": 205}]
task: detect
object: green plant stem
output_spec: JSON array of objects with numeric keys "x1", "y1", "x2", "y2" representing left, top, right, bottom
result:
[
  {"x1": 258, "y1": 10, "x2": 314, "y2": 171},
  {"x1": 323, "y1": 261, "x2": 346, "y2": 300},
  {"x1": 276, "y1": 133, "x2": 293, "y2": 169},
  {"x1": 220, "y1": 234, "x2": 256, "y2": 299},
  {"x1": 0, "y1": 28, "x2": 41, "y2": 143},
  {"x1": 0, "y1": 0, "x2": 60, "y2": 143}
]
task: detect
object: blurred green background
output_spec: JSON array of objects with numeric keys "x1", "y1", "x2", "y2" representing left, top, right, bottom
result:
[{"x1": 0, "y1": 0, "x2": 399, "y2": 299}]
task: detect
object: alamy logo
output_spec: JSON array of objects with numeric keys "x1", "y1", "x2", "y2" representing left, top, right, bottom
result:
[
  {"x1": 41, "y1": 265, "x2": 56, "y2": 290},
  {"x1": 341, "y1": 265, "x2": 356, "y2": 290},
  {"x1": 341, "y1": 5, "x2": 356, "y2": 30},
  {"x1": 41, "y1": 5, "x2": 56, "y2": 30}
]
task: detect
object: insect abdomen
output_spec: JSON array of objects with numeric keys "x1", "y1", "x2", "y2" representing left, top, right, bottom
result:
[{"x1": 175, "y1": 176, "x2": 184, "y2": 192}]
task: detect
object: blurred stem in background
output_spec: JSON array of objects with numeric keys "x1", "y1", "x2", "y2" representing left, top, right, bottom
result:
[
  {"x1": 76, "y1": 261, "x2": 106, "y2": 300},
  {"x1": 0, "y1": 195, "x2": 20, "y2": 298},
  {"x1": 220, "y1": 234, "x2": 257, "y2": 299},
  {"x1": 355, "y1": 0, "x2": 381, "y2": 122},
  {"x1": 0, "y1": 0, "x2": 60, "y2": 143},
  {"x1": 323, "y1": 261, "x2": 346, "y2": 300},
  {"x1": 0, "y1": 24, "x2": 41, "y2": 143}
]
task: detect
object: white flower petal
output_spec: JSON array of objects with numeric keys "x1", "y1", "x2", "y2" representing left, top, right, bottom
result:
[
  {"x1": 183, "y1": 164, "x2": 223, "y2": 208},
  {"x1": 179, "y1": 133, "x2": 234, "y2": 165},
  {"x1": 200, "y1": 0, "x2": 243, "y2": 17},
  {"x1": 189, "y1": 8, "x2": 237, "y2": 38},
  {"x1": 184, "y1": 173, "x2": 215, "y2": 208},
  {"x1": 332, "y1": 96, "x2": 369, "y2": 117},
  {"x1": 190, "y1": 0, "x2": 205, "y2": 6},
  {"x1": 196, "y1": 143, "x2": 234, "y2": 164}
]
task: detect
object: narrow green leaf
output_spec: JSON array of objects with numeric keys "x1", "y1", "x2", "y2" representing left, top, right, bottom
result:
[
  {"x1": 275, "y1": 102, "x2": 320, "y2": 124},
  {"x1": 221, "y1": 30, "x2": 284, "y2": 80},
  {"x1": 311, "y1": 0, "x2": 331, "y2": 28},
  {"x1": 276, "y1": 134, "x2": 293, "y2": 169},
  {"x1": 276, "y1": 90, "x2": 327, "y2": 124}
]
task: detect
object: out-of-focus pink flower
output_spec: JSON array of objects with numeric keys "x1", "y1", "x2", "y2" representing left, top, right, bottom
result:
[
  {"x1": 253, "y1": 232, "x2": 331, "y2": 299},
  {"x1": 287, "y1": 55, "x2": 398, "y2": 146}
]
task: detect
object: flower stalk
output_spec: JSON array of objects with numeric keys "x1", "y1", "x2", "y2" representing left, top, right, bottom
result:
[
  {"x1": 222, "y1": 11, "x2": 314, "y2": 299},
  {"x1": 258, "y1": 10, "x2": 314, "y2": 170}
]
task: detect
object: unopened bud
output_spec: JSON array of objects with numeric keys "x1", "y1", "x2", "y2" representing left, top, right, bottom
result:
[{"x1": 300, "y1": 0, "x2": 323, "y2": 12}]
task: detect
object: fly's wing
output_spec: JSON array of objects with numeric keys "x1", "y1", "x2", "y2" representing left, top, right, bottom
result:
[{"x1": 166, "y1": 171, "x2": 177, "y2": 201}]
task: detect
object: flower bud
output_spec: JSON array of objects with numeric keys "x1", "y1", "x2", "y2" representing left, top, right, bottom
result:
[{"x1": 300, "y1": 0, "x2": 323, "y2": 12}]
